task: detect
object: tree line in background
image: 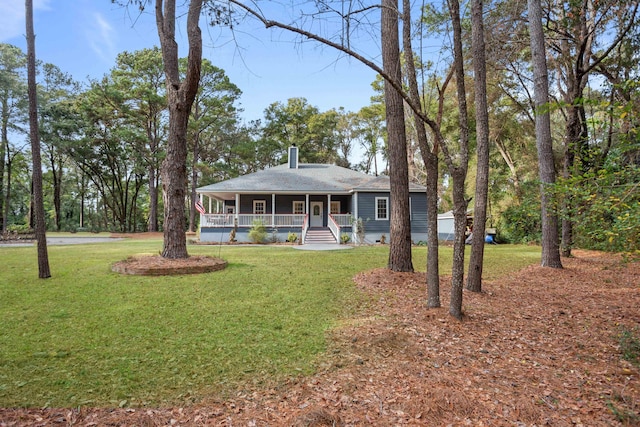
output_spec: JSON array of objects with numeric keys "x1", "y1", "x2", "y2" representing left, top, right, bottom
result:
[
  {"x1": 2, "y1": 0, "x2": 639, "y2": 260},
  {"x1": 0, "y1": 43, "x2": 387, "y2": 236}
]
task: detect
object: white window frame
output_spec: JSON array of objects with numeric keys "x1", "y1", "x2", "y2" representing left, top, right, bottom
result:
[
  {"x1": 253, "y1": 200, "x2": 266, "y2": 215},
  {"x1": 293, "y1": 201, "x2": 305, "y2": 214},
  {"x1": 375, "y1": 197, "x2": 389, "y2": 220},
  {"x1": 330, "y1": 201, "x2": 341, "y2": 215}
]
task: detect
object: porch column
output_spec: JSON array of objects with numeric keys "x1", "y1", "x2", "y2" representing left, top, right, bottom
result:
[
  {"x1": 327, "y1": 194, "x2": 332, "y2": 219},
  {"x1": 235, "y1": 193, "x2": 240, "y2": 223},
  {"x1": 272, "y1": 193, "x2": 276, "y2": 227},
  {"x1": 305, "y1": 194, "x2": 310, "y2": 216},
  {"x1": 353, "y1": 192, "x2": 358, "y2": 220},
  {"x1": 353, "y1": 192, "x2": 359, "y2": 243}
]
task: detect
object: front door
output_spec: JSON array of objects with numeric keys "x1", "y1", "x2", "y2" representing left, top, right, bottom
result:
[{"x1": 310, "y1": 202, "x2": 323, "y2": 227}]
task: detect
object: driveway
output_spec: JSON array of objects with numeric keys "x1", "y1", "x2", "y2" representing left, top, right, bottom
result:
[{"x1": 0, "y1": 236, "x2": 122, "y2": 248}]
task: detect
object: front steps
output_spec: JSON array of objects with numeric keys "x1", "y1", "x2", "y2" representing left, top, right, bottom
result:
[{"x1": 304, "y1": 227, "x2": 337, "y2": 244}]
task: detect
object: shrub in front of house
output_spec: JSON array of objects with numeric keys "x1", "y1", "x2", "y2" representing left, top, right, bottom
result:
[{"x1": 248, "y1": 220, "x2": 267, "y2": 243}]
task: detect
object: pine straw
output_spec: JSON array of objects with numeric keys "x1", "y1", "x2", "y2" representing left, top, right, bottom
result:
[{"x1": 1, "y1": 250, "x2": 638, "y2": 426}]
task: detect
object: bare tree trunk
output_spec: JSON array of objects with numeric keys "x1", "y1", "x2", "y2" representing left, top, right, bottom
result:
[
  {"x1": 4, "y1": 151, "x2": 12, "y2": 233},
  {"x1": 561, "y1": 98, "x2": 580, "y2": 258},
  {"x1": 382, "y1": 0, "x2": 413, "y2": 272},
  {"x1": 26, "y1": 0, "x2": 51, "y2": 278},
  {"x1": 79, "y1": 171, "x2": 85, "y2": 228},
  {"x1": 528, "y1": 0, "x2": 563, "y2": 268},
  {"x1": 188, "y1": 131, "x2": 200, "y2": 233},
  {"x1": 155, "y1": 0, "x2": 203, "y2": 258},
  {"x1": 402, "y1": 0, "x2": 439, "y2": 305},
  {"x1": 450, "y1": 186, "x2": 467, "y2": 318},
  {"x1": 147, "y1": 124, "x2": 160, "y2": 232},
  {"x1": 446, "y1": 0, "x2": 470, "y2": 319},
  {"x1": 466, "y1": 0, "x2": 490, "y2": 292},
  {"x1": 51, "y1": 158, "x2": 62, "y2": 231},
  {"x1": 0, "y1": 103, "x2": 7, "y2": 233},
  {"x1": 148, "y1": 165, "x2": 158, "y2": 232}
]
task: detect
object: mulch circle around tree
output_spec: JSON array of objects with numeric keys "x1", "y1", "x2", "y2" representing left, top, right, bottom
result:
[{"x1": 111, "y1": 254, "x2": 227, "y2": 275}]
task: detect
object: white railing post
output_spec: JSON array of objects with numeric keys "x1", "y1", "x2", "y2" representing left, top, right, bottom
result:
[
  {"x1": 301, "y1": 214, "x2": 309, "y2": 243},
  {"x1": 328, "y1": 215, "x2": 340, "y2": 242}
]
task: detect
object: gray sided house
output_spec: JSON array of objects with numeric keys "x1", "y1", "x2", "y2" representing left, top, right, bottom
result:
[{"x1": 196, "y1": 146, "x2": 428, "y2": 245}]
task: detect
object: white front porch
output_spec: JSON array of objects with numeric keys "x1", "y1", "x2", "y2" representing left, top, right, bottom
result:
[{"x1": 201, "y1": 213, "x2": 352, "y2": 228}]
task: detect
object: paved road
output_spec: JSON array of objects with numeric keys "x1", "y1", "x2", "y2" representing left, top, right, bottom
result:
[{"x1": 0, "y1": 237, "x2": 122, "y2": 248}]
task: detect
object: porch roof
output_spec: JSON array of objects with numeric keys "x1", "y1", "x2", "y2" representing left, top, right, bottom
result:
[{"x1": 197, "y1": 163, "x2": 426, "y2": 199}]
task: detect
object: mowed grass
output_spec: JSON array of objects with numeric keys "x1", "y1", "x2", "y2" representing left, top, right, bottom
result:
[{"x1": 0, "y1": 239, "x2": 540, "y2": 407}]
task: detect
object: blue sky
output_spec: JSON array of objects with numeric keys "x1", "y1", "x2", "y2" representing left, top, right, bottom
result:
[{"x1": 0, "y1": 0, "x2": 381, "y2": 122}]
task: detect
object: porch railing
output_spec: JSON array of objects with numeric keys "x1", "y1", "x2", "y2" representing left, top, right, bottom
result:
[
  {"x1": 328, "y1": 215, "x2": 340, "y2": 242},
  {"x1": 331, "y1": 214, "x2": 353, "y2": 227},
  {"x1": 202, "y1": 214, "x2": 234, "y2": 227},
  {"x1": 202, "y1": 213, "x2": 307, "y2": 228}
]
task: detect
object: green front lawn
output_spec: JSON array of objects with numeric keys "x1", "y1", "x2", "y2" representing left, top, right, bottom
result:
[{"x1": 0, "y1": 240, "x2": 539, "y2": 407}]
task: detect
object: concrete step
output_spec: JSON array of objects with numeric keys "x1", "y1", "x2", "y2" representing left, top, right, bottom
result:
[{"x1": 304, "y1": 228, "x2": 337, "y2": 244}]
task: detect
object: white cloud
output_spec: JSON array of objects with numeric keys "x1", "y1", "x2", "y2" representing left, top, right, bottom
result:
[
  {"x1": 87, "y1": 12, "x2": 117, "y2": 63},
  {"x1": 0, "y1": 0, "x2": 51, "y2": 42}
]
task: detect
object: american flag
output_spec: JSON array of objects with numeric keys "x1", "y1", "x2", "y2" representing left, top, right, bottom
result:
[{"x1": 195, "y1": 200, "x2": 206, "y2": 214}]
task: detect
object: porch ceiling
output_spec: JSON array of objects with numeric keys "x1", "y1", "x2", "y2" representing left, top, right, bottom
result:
[{"x1": 200, "y1": 190, "x2": 352, "y2": 201}]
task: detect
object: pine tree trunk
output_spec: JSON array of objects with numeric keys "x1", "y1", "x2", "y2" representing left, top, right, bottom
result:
[
  {"x1": 402, "y1": 0, "x2": 439, "y2": 304},
  {"x1": 528, "y1": 0, "x2": 563, "y2": 268},
  {"x1": 447, "y1": 0, "x2": 470, "y2": 319},
  {"x1": 561, "y1": 104, "x2": 582, "y2": 258},
  {"x1": 382, "y1": 0, "x2": 413, "y2": 272},
  {"x1": 155, "y1": 0, "x2": 203, "y2": 259},
  {"x1": 4, "y1": 155, "x2": 12, "y2": 233},
  {"x1": 466, "y1": 0, "x2": 490, "y2": 292},
  {"x1": 148, "y1": 166, "x2": 158, "y2": 232},
  {"x1": 161, "y1": 89, "x2": 190, "y2": 258},
  {"x1": 188, "y1": 133, "x2": 199, "y2": 233},
  {"x1": 1, "y1": 103, "x2": 7, "y2": 233},
  {"x1": 450, "y1": 173, "x2": 467, "y2": 319},
  {"x1": 53, "y1": 162, "x2": 61, "y2": 231},
  {"x1": 425, "y1": 153, "x2": 440, "y2": 307},
  {"x1": 26, "y1": 0, "x2": 51, "y2": 278}
]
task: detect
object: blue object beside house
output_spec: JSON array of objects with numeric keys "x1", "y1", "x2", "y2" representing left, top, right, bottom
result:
[{"x1": 196, "y1": 146, "x2": 428, "y2": 245}]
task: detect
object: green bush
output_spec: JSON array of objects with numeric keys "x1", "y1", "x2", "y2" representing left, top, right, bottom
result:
[
  {"x1": 498, "y1": 182, "x2": 542, "y2": 244},
  {"x1": 248, "y1": 220, "x2": 267, "y2": 243},
  {"x1": 287, "y1": 232, "x2": 298, "y2": 243},
  {"x1": 340, "y1": 233, "x2": 351, "y2": 244},
  {"x1": 6, "y1": 224, "x2": 32, "y2": 234},
  {"x1": 557, "y1": 160, "x2": 640, "y2": 253}
]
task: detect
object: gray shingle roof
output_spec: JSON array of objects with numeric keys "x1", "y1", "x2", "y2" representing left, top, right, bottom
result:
[{"x1": 197, "y1": 163, "x2": 426, "y2": 196}]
